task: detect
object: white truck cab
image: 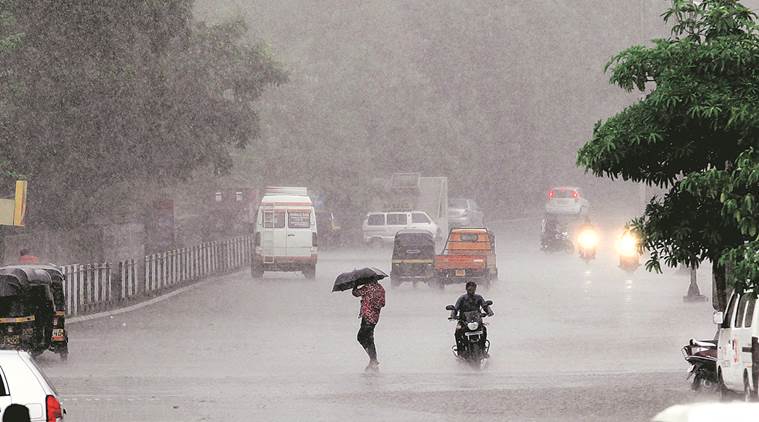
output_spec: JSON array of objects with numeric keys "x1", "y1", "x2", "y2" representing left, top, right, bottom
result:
[
  {"x1": 714, "y1": 289, "x2": 758, "y2": 400},
  {"x1": 251, "y1": 187, "x2": 317, "y2": 279}
]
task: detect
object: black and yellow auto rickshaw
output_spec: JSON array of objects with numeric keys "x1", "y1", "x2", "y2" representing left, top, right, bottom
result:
[
  {"x1": 22, "y1": 265, "x2": 69, "y2": 359},
  {"x1": 390, "y1": 230, "x2": 436, "y2": 288},
  {"x1": 0, "y1": 267, "x2": 60, "y2": 359}
]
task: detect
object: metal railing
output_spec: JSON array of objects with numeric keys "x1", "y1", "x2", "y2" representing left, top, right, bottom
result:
[{"x1": 59, "y1": 236, "x2": 252, "y2": 316}]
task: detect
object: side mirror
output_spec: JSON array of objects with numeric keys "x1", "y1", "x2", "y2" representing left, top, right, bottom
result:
[
  {"x1": 484, "y1": 300, "x2": 493, "y2": 306},
  {"x1": 713, "y1": 311, "x2": 724, "y2": 326},
  {"x1": 445, "y1": 305, "x2": 455, "y2": 311}
]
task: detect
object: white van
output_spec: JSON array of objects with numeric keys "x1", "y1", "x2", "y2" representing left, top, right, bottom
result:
[
  {"x1": 362, "y1": 211, "x2": 439, "y2": 247},
  {"x1": 251, "y1": 187, "x2": 317, "y2": 279},
  {"x1": 714, "y1": 289, "x2": 759, "y2": 400}
]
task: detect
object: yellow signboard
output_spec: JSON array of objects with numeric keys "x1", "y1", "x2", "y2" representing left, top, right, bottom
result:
[
  {"x1": 0, "y1": 180, "x2": 27, "y2": 227},
  {"x1": 13, "y1": 180, "x2": 26, "y2": 226}
]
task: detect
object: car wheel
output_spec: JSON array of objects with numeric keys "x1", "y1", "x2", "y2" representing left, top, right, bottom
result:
[
  {"x1": 251, "y1": 261, "x2": 264, "y2": 278},
  {"x1": 745, "y1": 372, "x2": 756, "y2": 402},
  {"x1": 719, "y1": 371, "x2": 732, "y2": 402},
  {"x1": 303, "y1": 265, "x2": 316, "y2": 280}
]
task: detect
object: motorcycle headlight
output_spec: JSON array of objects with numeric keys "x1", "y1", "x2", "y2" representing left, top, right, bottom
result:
[
  {"x1": 578, "y1": 230, "x2": 599, "y2": 249},
  {"x1": 467, "y1": 322, "x2": 479, "y2": 330},
  {"x1": 617, "y1": 233, "x2": 639, "y2": 257}
]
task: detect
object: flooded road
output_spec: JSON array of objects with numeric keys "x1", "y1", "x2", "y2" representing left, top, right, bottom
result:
[{"x1": 39, "y1": 220, "x2": 716, "y2": 421}]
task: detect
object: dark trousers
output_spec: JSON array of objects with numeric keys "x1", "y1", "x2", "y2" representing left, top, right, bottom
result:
[{"x1": 357, "y1": 318, "x2": 377, "y2": 362}]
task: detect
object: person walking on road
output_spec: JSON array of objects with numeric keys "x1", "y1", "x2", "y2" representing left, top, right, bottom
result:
[
  {"x1": 352, "y1": 279, "x2": 385, "y2": 372},
  {"x1": 18, "y1": 249, "x2": 39, "y2": 264}
]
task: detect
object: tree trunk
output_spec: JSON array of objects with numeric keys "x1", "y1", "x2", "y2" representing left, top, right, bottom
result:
[{"x1": 712, "y1": 261, "x2": 728, "y2": 312}]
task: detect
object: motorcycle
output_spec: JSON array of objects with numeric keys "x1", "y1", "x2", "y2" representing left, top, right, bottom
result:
[
  {"x1": 577, "y1": 227, "x2": 599, "y2": 263},
  {"x1": 445, "y1": 300, "x2": 493, "y2": 369},
  {"x1": 616, "y1": 231, "x2": 641, "y2": 272},
  {"x1": 541, "y1": 231, "x2": 574, "y2": 253},
  {"x1": 681, "y1": 338, "x2": 718, "y2": 392}
]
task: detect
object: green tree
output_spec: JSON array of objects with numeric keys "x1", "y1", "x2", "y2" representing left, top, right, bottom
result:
[
  {"x1": 577, "y1": 0, "x2": 759, "y2": 310},
  {"x1": 0, "y1": 1, "x2": 285, "y2": 228}
]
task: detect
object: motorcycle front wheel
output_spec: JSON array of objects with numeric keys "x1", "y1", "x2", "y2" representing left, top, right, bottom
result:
[{"x1": 468, "y1": 343, "x2": 483, "y2": 370}]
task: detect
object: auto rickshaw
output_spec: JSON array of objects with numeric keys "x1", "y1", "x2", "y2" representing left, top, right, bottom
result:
[
  {"x1": 21, "y1": 265, "x2": 69, "y2": 359},
  {"x1": 0, "y1": 267, "x2": 60, "y2": 359},
  {"x1": 390, "y1": 230, "x2": 436, "y2": 288}
]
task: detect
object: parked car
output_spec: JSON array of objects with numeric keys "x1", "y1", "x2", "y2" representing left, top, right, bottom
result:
[
  {"x1": 448, "y1": 198, "x2": 485, "y2": 228},
  {"x1": 0, "y1": 350, "x2": 64, "y2": 421},
  {"x1": 544, "y1": 186, "x2": 590, "y2": 216},
  {"x1": 362, "y1": 211, "x2": 440, "y2": 247},
  {"x1": 713, "y1": 288, "x2": 759, "y2": 401}
]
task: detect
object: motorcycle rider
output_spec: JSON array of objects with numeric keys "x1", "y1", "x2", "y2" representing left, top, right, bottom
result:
[
  {"x1": 451, "y1": 281, "x2": 491, "y2": 355},
  {"x1": 540, "y1": 215, "x2": 557, "y2": 248}
]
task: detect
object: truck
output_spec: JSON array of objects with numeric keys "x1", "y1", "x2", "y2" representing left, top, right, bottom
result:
[
  {"x1": 434, "y1": 228, "x2": 497, "y2": 289},
  {"x1": 368, "y1": 173, "x2": 448, "y2": 239}
]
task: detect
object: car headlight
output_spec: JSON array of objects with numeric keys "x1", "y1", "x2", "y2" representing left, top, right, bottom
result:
[{"x1": 467, "y1": 322, "x2": 479, "y2": 330}]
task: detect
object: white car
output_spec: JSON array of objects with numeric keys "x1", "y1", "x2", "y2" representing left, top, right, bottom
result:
[
  {"x1": 448, "y1": 198, "x2": 485, "y2": 228},
  {"x1": 714, "y1": 288, "x2": 758, "y2": 400},
  {"x1": 652, "y1": 402, "x2": 759, "y2": 421},
  {"x1": 362, "y1": 211, "x2": 439, "y2": 246},
  {"x1": 544, "y1": 186, "x2": 590, "y2": 216},
  {"x1": 0, "y1": 350, "x2": 64, "y2": 421}
]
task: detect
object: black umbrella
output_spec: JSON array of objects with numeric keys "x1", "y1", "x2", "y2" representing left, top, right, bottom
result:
[{"x1": 332, "y1": 267, "x2": 388, "y2": 292}]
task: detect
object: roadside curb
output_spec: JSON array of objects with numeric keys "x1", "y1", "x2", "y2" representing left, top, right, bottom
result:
[{"x1": 67, "y1": 271, "x2": 241, "y2": 324}]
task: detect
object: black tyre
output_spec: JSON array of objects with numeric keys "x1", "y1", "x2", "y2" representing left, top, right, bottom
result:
[
  {"x1": 251, "y1": 261, "x2": 264, "y2": 278},
  {"x1": 468, "y1": 343, "x2": 483, "y2": 370},
  {"x1": 745, "y1": 372, "x2": 756, "y2": 402},
  {"x1": 719, "y1": 372, "x2": 732, "y2": 402}
]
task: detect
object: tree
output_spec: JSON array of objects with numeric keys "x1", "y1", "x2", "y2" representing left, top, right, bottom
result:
[
  {"x1": 577, "y1": 0, "x2": 759, "y2": 310},
  {"x1": 0, "y1": 1, "x2": 286, "y2": 228}
]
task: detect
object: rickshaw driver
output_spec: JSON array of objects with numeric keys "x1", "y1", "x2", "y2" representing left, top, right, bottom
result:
[{"x1": 451, "y1": 281, "x2": 490, "y2": 354}]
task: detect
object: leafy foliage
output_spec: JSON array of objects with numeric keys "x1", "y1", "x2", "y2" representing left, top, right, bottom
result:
[
  {"x1": 0, "y1": 1, "x2": 285, "y2": 227},
  {"x1": 577, "y1": 0, "x2": 759, "y2": 303}
]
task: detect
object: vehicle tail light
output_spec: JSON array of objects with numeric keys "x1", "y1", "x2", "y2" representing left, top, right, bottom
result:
[
  {"x1": 312, "y1": 232, "x2": 318, "y2": 247},
  {"x1": 254, "y1": 232, "x2": 261, "y2": 247},
  {"x1": 572, "y1": 191, "x2": 579, "y2": 199},
  {"x1": 547, "y1": 190, "x2": 555, "y2": 199},
  {"x1": 46, "y1": 395, "x2": 63, "y2": 422}
]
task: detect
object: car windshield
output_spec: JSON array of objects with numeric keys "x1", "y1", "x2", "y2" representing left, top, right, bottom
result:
[{"x1": 449, "y1": 199, "x2": 468, "y2": 208}]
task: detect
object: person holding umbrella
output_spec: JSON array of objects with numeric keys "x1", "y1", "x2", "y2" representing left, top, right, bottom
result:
[
  {"x1": 333, "y1": 267, "x2": 387, "y2": 372},
  {"x1": 353, "y1": 279, "x2": 385, "y2": 371}
]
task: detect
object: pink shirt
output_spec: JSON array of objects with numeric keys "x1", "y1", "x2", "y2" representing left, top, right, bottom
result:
[{"x1": 353, "y1": 283, "x2": 386, "y2": 324}]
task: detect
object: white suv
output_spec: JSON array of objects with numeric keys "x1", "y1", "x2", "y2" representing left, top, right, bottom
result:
[
  {"x1": 362, "y1": 211, "x2": 439, "y2": 246},
  {"x1": 0, "y1": 350, "x2": 64, "y2": 421}
]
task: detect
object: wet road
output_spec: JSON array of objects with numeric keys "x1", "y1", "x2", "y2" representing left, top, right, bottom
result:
[{"x1": 40, "y1": 220, "x2": 717, "y2": 421}]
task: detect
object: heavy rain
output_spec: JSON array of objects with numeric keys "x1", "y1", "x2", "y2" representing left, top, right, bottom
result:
[{"x1": 1, "y1": 0, "x2": 759, "y2": 421}]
